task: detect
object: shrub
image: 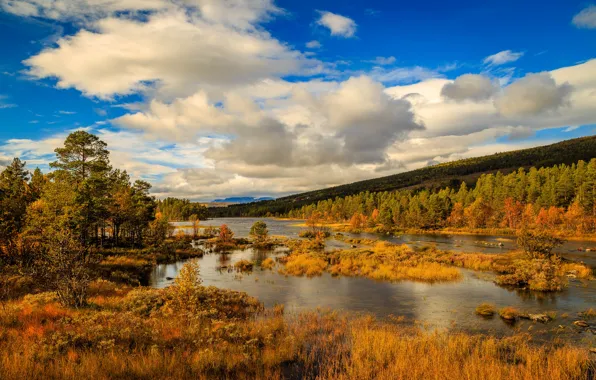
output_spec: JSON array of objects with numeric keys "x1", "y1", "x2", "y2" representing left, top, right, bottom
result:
[
  {"x1": 499, "y1": 307, "x2": 519, "y2": 321},
  {"x1": 234, "y1": 260, "x2": 254, "y2": 272},
  {"x1": 475, "y1": 303, "x2": 495, "y2": 317},
  {"x1": 261, "y1": 258, "x2": 275, "y2": 270},
  {"x1": 249, "y1": 221, "x2": 269, "y2": 243},
  {"x1": 35, "y1": 230, "x2": 95, "y2": 308},
  {"x1": 517, "y1": 229, "x2": 563, "y2": 259}
]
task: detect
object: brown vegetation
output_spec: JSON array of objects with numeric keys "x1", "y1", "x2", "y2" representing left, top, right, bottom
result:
[
  {"x1": 475, "y1": 303, "x2": 496, "y2": 317},
  {"x1": 0, "y1": 286, "x2": 593, "y2": 379}
]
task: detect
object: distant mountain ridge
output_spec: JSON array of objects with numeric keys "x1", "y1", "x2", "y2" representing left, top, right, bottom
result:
[
  {"x1": 212, "y1": 196, "x2": 274, "y2": 204},
  {"x1": 209, "y1": 135, "x2": 596, "y2": 217}
]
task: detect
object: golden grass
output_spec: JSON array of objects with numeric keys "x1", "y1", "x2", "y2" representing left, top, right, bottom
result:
[
  {"x1": 279, "y1": 253, "x2": 327, "y2": 277},
  {"x1": 579, "y1": 308, "x2": 596, "y2": 319},
  {"x1": 261, "y1": 257, "x2": 276, "y2": 270},
  {"x1": 0, "y1": 293, "x2": 593, "y2": 380},
  {"x1": 278, "y1": 239, "x2": 593, "y2": 291},
  {"x1": 475, "y1": 303, "x2": 496, "y2": 316},
  {"x1": 560, "y1": 263, "x2": 594, "y2": 279},
  {"x1": 499, "y1": 307, "x2": 520, "y2": 321},
  {"x1": 234, "y1": 259, "x2": 254, "y2": 272}
]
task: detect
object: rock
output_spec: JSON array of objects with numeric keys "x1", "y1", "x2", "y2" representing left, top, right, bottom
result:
[
  {"x1": 573, "y1": 320, "x2": 590, "y2": 328},
  {"x1": 351, "y1": 245, "x2": 357, "y2": 248},
  {"x1": 586, "y1": 248, "x2": 591, "y2": 252},
  {"x1": 527, "y1": 314, "x2": 550, "y2": 323},
  {"x1": 166, "y1": 277, "x2": 174, "y2": 281}
]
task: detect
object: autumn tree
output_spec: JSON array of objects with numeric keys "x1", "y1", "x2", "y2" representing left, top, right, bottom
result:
[{"x1": 218, "y1": 224, "x2": 234, "y2": 243}]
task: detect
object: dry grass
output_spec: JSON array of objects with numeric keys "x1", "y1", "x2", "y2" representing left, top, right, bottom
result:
[
  {"x1": 0, "y1": 294, "x2": 592, "y2": 380},
  {"x1": 499, "y1": 307, "x2": 520, "y2": 321},
  {"x1": 279, "y1": 253, "x2": 327, "y2": 277},
  {"x1": 579, "y1": 308, "x2": 596, "y2": 319},
  {"x1": 261, "y1": 257, "x2": 276, "y2": 270},
  {"x1": 278, "y1": 239, "x2": 593, "y2": 291},
  {"x1": 560, "y1": 263, "x2": 594, "y2": 279},
  {"x1": 234, "y1": 259, "x2": 254, "y2": 272},
  {"x1": 475, "y1": 303, "x2": 496, "y2": 316}
]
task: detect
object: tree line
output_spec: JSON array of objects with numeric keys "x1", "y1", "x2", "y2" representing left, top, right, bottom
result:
[
  {"x1": 285, "y1": 159, "x2": 596, "y2": 235},
  {"x1": 156, "y1": 198, "x2": 208, "y2": 222},
  {"x1": 210, "y1": 135, "x2": 596, "y2": 217}
]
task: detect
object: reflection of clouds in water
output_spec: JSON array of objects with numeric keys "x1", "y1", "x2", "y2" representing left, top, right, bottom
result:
[{"x1": 152, "y1": 218, "x2": 596, "y2": 339}]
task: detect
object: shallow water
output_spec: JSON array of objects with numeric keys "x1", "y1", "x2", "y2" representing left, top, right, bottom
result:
[
  {"x1": 172, "y1": 217, "x2": 596, "y2": 267},
  {"x1": 160, "y1": 218, "x2": 596, "y2": 343}
]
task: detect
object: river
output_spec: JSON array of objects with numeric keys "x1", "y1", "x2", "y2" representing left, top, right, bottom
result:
[{"x1": 152, "y1": 218, "x2": 596, "y2": 343}]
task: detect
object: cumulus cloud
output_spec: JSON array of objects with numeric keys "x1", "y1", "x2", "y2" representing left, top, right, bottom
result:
[
  {"x1": 316, "y1": 11, "x2": 356, "y2": 37},
  {"x1": 3, "y1": 0, "x2": 596, "y2": 201},
  {"x1": 441, "y1": 74, "x2": 499, "y2": 102},
  {"x1": 483, "y1": 50, "x2": 524, "y2": 66},
  {"x1": 23, "y1": 8, "x2": 318, "y2": 99},
  {"x1": 572, "y1": 5, "x2": 596, "y2": 28},
  {"x1": 495, "y1": 72, "x2": 572, "y2": 117},
  {"x1": 116, "y1": 75, "x2": 424, "y2": 167}
]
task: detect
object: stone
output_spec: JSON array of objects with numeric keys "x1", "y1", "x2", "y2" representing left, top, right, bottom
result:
[
  {"x1": 573, "y1": 320, "x2": 590, "y2": 328},
  {"x1": 527, "y1": 314, "x2": 550, "y2": 323}
]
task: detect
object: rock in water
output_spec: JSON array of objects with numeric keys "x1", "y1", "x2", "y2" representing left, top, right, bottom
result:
[
  {"x1": 573, "y1": 320, "x2": 589, "y2": 328},
  {"x1": 527, "y1": 314, "x2": 550, "y2": 323}
]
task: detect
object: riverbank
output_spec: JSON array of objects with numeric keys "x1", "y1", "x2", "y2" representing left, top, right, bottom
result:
[
  {"x1": 1, "y1": 272, "x2": 594, "y2": 379},
  {"x1": 278, "y1": 218, "x2": 596, "y2": 242}
]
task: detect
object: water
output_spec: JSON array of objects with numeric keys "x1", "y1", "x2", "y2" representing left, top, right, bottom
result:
[{"x1": 157, "y1": 218, "x2": 596, "y2": 342}]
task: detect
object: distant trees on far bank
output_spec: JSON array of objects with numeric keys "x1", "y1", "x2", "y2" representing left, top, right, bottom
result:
[{"x1": 285, "y1": 159, "x2": 596, "y2": 236}]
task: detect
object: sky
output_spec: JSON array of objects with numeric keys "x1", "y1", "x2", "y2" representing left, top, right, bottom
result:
[{"x1": 0, "y1": 1, "x2": 595, "y2": 201}]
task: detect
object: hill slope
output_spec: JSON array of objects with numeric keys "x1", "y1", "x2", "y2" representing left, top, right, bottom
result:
[{"x1": 210, "y1": 135, "x2": 596, "y2": 217}]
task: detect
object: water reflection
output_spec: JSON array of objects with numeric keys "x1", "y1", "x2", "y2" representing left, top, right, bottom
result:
[
  {"x1": 156, "y1": 218, "x2": 596, "y2": 341},
  {"x1": 150, "y1": 246, "x2": 596, "y2": 342}
]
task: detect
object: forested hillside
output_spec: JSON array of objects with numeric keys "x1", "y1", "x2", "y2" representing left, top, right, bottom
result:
[{"x1": 210, "y1": 136, "x2": 596, "y2": 217}]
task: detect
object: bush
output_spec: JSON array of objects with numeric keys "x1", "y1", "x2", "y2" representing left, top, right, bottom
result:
[
  {"x1": 261, "y1": 258, "x2": 275, "y2": 270},
  {"x1": 517, "y1": 229, "x2": 563, "y2": 259},
  {"x1": 234, "y1": 259, "x2": 254, "y2": 272},
  {"x1": 249, "y1": 221, "x2": 269, "y2": 243},
  {"x1": 499, "y1": 307, "x2": 519, "y2": 321},
  {"x1": 475, "y1": 303, "x2": 495, "y2": 317}
]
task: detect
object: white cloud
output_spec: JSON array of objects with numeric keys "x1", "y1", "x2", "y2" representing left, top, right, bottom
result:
[
  {"x1": 23, "y1": 8, "x2": 318, "y2": 99},
  {"x1": 316, "y1": 11, "x2": 356, "y2": 38},
  {"x1": 441, "y1": 74, "x2": 498, "y2": 102},
  {"x1": 494, "y1": 72, "x2": 572, "y2": 117},
  {"x1": 483, "y1": 50, "x2": 524, "y2": 66},
  {"x1": 116, "y1": 75, "x2": 424, "y2": 167},
  {"x1": 0, "y1": 0, "x2": 281, "y2": 28},
  {"x1": 572, "y1": 5, "x2": 596, "y2": 28},
  {"x1": 3, "y1": 1, "x2": 596, "y2": 201},
  {"x1": 306, "y1": 40, "x2": 321, "y2": 49},
  {"x1": 367, "y1": 56, "x2": 396, "y2": 65}
]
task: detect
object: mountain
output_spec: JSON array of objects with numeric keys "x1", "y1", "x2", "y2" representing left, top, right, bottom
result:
[
  {"x1": 212, "y1": 197, "x2": 274, "y2": 204},
  {"x1": 209, "y1": 135, "x2": 596, "y2": 217}
]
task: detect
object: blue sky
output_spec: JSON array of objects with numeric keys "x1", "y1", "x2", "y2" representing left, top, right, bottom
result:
[{"x1": 0, "y1": 0, "x2": 595, "y2": 200}]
